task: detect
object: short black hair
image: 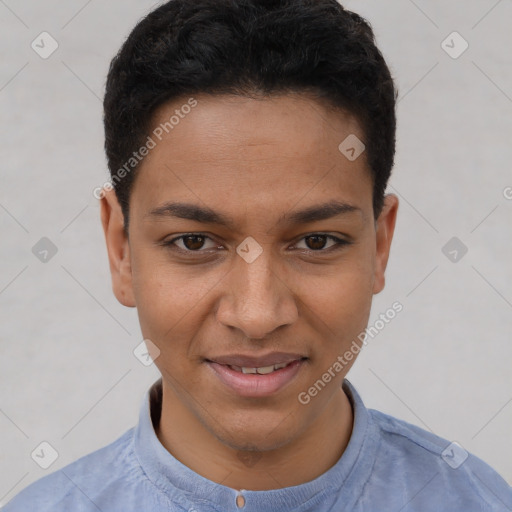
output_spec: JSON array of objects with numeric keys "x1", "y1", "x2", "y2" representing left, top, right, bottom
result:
[{"x1": 103, "y1": 0, "x2": 397, "y2": 231}]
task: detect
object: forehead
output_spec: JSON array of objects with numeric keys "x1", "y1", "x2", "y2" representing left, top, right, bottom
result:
[
  {"x1": 130, "y1": 93, "x2": 372, "y2": 222},
  {"x1": 151, "y1": 92, "x2": 364, "y2": 159}
]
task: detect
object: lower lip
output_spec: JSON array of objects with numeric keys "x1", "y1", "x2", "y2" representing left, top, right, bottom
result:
[{"x1": 207, "y1": 360, "x2": 305, "y2": 398}]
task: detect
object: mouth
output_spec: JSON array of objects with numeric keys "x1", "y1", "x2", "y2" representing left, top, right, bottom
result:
[
  {"x1": 228, "y1": 361, "x2": 295, "y2": 374},
  {"x1": 205, "y1": 354, "x2": 308, "y2": 397}
]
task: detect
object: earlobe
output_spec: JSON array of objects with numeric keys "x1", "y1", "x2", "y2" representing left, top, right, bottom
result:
[
  {"x1": 100, "y1": 188, "x2": 137, "y2": 307},
  {"x1": 373, "y1": 194, "x2": 399, "y2": 295}
]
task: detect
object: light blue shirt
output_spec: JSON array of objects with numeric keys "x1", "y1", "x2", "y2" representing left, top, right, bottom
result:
[{"x1": 3, "y1": 378, "x2": 511, "y2": 511}]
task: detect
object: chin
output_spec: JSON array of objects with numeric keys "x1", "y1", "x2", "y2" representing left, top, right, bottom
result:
[
  {"x1": 210, "y1": 414, "x2": 302, "y2": 453},
  {"x1": 222, "y1": 432, "x2": 295, "y2": 453}
]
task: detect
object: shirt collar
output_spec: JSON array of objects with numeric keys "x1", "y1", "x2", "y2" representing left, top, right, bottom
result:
[{"x1": 134, "y1": 377, "x2": 378, "y2": 512}]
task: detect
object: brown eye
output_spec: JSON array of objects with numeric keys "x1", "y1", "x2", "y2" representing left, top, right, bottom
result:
[
  {"x1": 164, "y1": 234, "x2": 219, "y2": 253},
  {"x1": 305, "y1": 235, "x2": 329, "y2": 250},
  {"x1": 182, "y1": 235, "x2": 207, "y2": 251},
  {"x1": 295, "y1": 234, "x2": 349, "y2": 252}
]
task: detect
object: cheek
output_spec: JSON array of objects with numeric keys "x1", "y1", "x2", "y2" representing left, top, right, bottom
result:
[
  {"x1": 130, "y1": 251, "x2": 224, "y2": 353},
  {"x1": 299, "y1": 258, "x2": 375, "y2": 350},
  {"x1": 130, "y1": 254, "x2": 188, "y2": 336}
]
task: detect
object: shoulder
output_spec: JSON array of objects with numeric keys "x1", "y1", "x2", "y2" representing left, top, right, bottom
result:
[
  {"x1": 366, "y1": 408, "x2": 512, "y2": 510},
  {"x1": 2, "y1": 428, "x2": 143, "y2": 512}
]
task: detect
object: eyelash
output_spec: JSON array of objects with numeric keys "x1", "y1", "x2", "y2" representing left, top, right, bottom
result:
[{"x1": 161, "y1": 233, "x2": 351, "y2": 256}]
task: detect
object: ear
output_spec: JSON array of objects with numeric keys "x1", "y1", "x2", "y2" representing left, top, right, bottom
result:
[
  {"x1": 373, "y1": 194, "x2": 399, "y2": 295},
  {"x1": 100, "y1": 187, "x2": 136, "y2": 307}
]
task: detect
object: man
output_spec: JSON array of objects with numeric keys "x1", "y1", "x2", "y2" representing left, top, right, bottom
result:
[{"x1": 4, "y1": 0, "x2": 511, "y2": 510}]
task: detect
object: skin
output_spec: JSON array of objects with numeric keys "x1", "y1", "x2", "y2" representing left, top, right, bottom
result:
[{"x1": 100, "y1": 92, "x2": 398, "y2": 491}]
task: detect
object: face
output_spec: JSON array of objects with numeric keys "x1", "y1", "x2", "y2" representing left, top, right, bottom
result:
[{"x1": 101, "y1": 93, "x2": 397, "y2": 453}]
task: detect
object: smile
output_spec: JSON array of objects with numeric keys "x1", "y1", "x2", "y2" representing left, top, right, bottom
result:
[{"x1": 205, "y1": 354, "x2": 307, "y2": 398}]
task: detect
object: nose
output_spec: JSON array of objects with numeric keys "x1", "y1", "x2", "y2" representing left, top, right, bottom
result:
[{"x1": 216, "y1": 246, "x2": 298, "y2": 340}]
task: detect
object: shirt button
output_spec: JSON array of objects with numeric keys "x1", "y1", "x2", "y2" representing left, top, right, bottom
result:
[{"x1": 236, "y1": 492, "x2": 246, "y2": 508}]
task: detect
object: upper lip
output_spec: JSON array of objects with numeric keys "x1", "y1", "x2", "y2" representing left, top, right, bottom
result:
[{"x1": 206, "y1": 352, "x2": 307, "y2": 368}]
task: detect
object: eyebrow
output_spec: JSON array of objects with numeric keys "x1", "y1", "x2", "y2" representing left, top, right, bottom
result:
[{"x1": 146, "y1": 200, "x2": 361, "y2": 229}]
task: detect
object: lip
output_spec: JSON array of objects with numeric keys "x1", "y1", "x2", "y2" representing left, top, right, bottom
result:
[{"x1": 206, "y1": 353, "x2": 307, "y2": 398}]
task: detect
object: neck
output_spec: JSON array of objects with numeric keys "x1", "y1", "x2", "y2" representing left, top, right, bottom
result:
[{"x1": 155, "y1": 382, "x2": 353, "y2": 491}]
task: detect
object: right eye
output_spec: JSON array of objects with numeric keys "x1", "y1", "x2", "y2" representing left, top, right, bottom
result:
[{"x1": 162, "y1": 234, "x2": 222, "y2": 254}]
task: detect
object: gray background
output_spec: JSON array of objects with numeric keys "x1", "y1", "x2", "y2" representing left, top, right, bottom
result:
[{"x1": 1, "y1": 0, "x2": 511, "y2": 504}]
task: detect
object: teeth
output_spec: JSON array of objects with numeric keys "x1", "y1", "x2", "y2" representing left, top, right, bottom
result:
[
  {"x1": 234, "y1": 362, "x2": 291, "y2": 374},
  {"x1": 256, "y1": 365, "x2": 275, "y2": 375}
]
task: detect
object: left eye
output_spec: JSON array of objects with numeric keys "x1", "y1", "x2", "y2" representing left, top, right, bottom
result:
[
  {"x1": 164, "y1": 233, "x2": 348, "y2": 253},
  {"x1": 294, "y1": 234, "x2": 347, "y2": 251}
]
